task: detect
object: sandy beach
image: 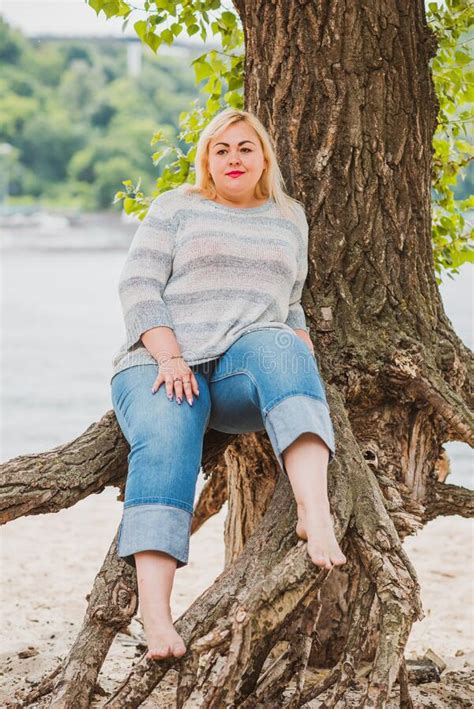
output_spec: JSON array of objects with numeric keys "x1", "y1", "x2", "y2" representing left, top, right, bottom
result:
[{"x1": 1, "y1": 484, "x2": 472, "y2": 707}]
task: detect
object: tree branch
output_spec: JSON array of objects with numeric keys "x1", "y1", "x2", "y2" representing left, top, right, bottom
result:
[
  {"x1": 0, "y1": 412, "x2": 233, "y2": 525},
  {"x1": 383, "y1": 346, "x2": 474, "y2": 447},
  {"x1": 423, "y1": 480, "x2": 474, "y2": 522}
]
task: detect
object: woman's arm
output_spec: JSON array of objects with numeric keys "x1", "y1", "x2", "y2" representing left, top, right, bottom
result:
[
  {"x1": 293, "y1": 327, "x2": 315, "y2": 354},
  {"x1": 141, "y1": 325, "x2": 183, "y2": 364},
  {"x1": 118, "y1": 192, "x2": 178, "y2": 355},
  {"x1": 285, "y1": 204, "x2": 313, "y2": 352}
]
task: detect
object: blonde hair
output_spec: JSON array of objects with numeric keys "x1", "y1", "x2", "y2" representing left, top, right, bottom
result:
[{"x1": 182, "y1": 108, "x2": 303, "y2": 220}]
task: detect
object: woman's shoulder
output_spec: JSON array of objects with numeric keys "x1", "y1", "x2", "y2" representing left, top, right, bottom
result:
[
  {"x1": 281, "y1": 199, "x2": 308, "y2": 240},
  {"x1": 149, "y1": 183, "x2": 200, "y2": 216}
]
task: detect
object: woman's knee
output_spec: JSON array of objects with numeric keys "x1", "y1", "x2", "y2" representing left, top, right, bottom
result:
[
  {"x1": 244, "y1": 331, "x2": 317, "y2": 386},
  {"x1": 236, "y1": 329, "x2": 313, "y2": 377},
  {"x1": 112, "y1": 366, "x2": 211, "y2": 441}
]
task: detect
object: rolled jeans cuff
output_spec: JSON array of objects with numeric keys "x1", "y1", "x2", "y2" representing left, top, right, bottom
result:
[
  {"x1": 117, "y1": 503, "x2": 193, "y2": 569},
  {"x1": 264, "y1": 394, "x2": 336, "y2": 473}
]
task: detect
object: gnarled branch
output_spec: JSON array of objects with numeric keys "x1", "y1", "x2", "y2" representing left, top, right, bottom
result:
[{"x1": 423, "y1": 480, "x2": 474, "y2": 522}]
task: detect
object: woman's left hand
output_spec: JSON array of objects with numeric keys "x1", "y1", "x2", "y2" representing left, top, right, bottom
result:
[{"x1": 293, "y1": 328, "x2": 315, "y2": 355}]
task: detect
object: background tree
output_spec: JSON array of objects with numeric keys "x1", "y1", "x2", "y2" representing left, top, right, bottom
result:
[
  {"x1": 0, "y1": 17, "x2": 201, "y2": 209},
  {"x1": 2, "y1": 0, "x2": 473, "y2": 707}
]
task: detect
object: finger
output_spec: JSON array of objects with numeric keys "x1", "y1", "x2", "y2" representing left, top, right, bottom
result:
[
  {"x1": 191, "y1": 373, "x2": 200, "y2": 397},
  {"x1": 151, "y1": 375, "x2": 162, "y2": 395},
  {"x1": 164, "y1": 375, "x2": 175, "y2": 400},
  {"x1": 174, "y1": 378, "x2": 184, "y2": 404},
  {"x1": 181, "y1": 376, "x2": 193, "y2": 405}
]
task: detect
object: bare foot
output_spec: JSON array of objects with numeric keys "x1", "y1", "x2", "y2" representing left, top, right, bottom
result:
[
  {"x1": 142, "y1": 608, "x2": 187, "y2": 660},
  {"x1": 295, "y1": 503, "x2": 347, "y2": 570}
]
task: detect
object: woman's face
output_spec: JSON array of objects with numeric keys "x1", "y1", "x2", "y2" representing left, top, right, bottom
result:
[{"x1": 207, "y1": 121, "x2": 267, "y2": 202}]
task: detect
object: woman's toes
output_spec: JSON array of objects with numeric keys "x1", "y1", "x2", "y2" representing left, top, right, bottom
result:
[
  {"x1": 172, "y1": 642, "x2": 187, "y2": 657},
  {"x1": 308, "y1": 545, "x2": 332, "y2": 569},
  {"x1": 147, "y1": 644, "x2": 170, "y2": 659}
]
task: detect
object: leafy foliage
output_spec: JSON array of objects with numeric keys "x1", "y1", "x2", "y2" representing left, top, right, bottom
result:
[
  {"x1": 92, "y1": 0, "x2": 246, "y2": 219},
  {"x1": 86, "y1": 0, "x2": 473, "y2": 278},
  {"x1": 0, "y1": 16, "x2": 200, "y2": 208},
  {"x1": 427, "y1": 0, "x2": 474, "y2": 281}
]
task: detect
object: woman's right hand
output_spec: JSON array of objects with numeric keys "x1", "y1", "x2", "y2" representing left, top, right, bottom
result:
[{"x1": 151, "y1": 355, "x2": 200, "y2": 406}]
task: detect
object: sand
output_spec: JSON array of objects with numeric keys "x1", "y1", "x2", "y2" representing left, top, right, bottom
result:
[{"x1": 1, "y1": 487, "x2": 472, "y2": 706}]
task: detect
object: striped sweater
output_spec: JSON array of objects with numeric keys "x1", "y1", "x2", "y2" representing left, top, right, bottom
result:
[{"x1": 111, "y1": 184, "x2": 310, "y2": 380}]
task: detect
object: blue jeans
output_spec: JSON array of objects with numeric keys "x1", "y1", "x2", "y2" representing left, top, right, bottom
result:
[{"x1": 110, "y1": 328, "x2": 336, "y2": 569}]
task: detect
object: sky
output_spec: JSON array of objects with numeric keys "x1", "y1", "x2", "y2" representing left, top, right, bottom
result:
[{"x1": 1, "y1": 0, "x2": 217, "y2": 41}]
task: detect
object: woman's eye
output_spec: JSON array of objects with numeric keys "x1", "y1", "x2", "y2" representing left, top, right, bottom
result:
[{"x1": 217, "y1": 148, "x2": 251, "y2": 154}]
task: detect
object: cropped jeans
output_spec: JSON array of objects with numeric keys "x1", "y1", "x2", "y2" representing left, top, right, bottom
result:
[{"x1": 110, "y1": 327, "x2": 336, "y2": 569}]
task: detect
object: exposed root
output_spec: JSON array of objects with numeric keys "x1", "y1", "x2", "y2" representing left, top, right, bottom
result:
[
  {"x1": 279, "y1": 594, "x2": 322, "y2": 707},
  {"x1": 13, "y1": 664, "x2": 62, "y2": 707},
  {"x1": 237, "y1": 585, "x2": 322, "y2": 707},
  {"x1": 423, "y1": 480, "x2": 474, "y2": 522},
  {"x1": 190, "y1": 457, "x2": 228, "y2": 535},
  {"x1": 6, "y1": 361, "x2": 466, "y2": 707},
  {"x1": 299, "y1": 566, "x2": 375, "y2": 706},
  {"x1": 17, "y1": 533, "x2": 137, "y2": 708},
  {"x1": 0, "y1": 416, "x2": 233, "y2": 524},
  {"x1": 175, "y1": 544, "x2": 332, "y2": 708},
  {"x1": 352, "y1": 535, "x2": 422, "y2": 708},
  {"x1": 383, "y1": 345, "x2": 473, "y2": 446},
  {"x1": 397, "y1": 657, "x2": 415, "y2": 709},
  {"x1": 100, "y1": 469, "x2": 331, "y2": 707},
  {"x1": 318, "y1": 392, "x2": 423, "y2": 707},
  {"x1": 0, "y1": 411, "x2": 128, "y2": 523}
]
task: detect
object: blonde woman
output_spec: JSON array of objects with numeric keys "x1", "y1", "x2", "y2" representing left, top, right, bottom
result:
[{"x1": 110, "y1": 108, "x2": 346, "y2": 660}]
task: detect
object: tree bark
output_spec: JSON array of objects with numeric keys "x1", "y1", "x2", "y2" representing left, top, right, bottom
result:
[
  {"x1": 235, "y1": 0, "x2": 473, "y2": 678},
  {"x1": 3, "y1": 0, "x2": 473, "y2": 707}
]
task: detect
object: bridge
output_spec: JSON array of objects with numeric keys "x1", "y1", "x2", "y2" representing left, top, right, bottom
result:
[{"x1": 29, "y1": 33, "x2": 220, "y2": 77}]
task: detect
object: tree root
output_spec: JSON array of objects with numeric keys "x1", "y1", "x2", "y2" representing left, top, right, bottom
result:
[
  {"x1": 6, "y1": 357, "x2": 466, "y2": 707},
  {"x1": 0, "y1": 415, "x2": 233, "y2": 524},
  {"x1": 383, "y1": 342, "x2": 473, "y2": 445},
  {"x1": 299, "y1": 566, "x2": 376, "y2": 706},
  {"x1": 190, "y1": 456, "x2": 228, "y2": 535},
  {"x1": 352, "y1": 536, "x2": 422, "y2": 708},
  {"x1": 423, "y1": 480, "x2": 474, "y2": 522},
  {"x1": 234, "y1": 588, "x2": 322, "y2": 708},
  {"x1": 18, "y1": 533, "x2": 137, "y2": 708},
  {"x1": 68, "y1": 468, "x2": 290, "y2": 705},
  {"x1": 84, "y1": 390, "x2": 422, "y2": 707},
  {"x1": 0, "y1": 411, "x2": 127, "y2": 524},
  {"x1": 177, "y1": 544, "x2": 332, "y2": 708},
  {"x1": 307, "y1": 392, "x2": 423, "y2": 708},
  {"x1": 397, "y1": 657, "x2": 415, "y2": 709}
]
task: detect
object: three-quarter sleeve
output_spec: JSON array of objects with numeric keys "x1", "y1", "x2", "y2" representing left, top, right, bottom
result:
[
  {"x1": 118, "y1": 194, "x2": 178, "y2": 351},
  {"x1": 284, "y1": 204, "x2": 310, "y2": 333}
]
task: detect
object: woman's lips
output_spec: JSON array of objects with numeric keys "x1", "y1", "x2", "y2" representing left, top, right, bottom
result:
[{"x1": 226, "y1": 172, "x2": 244, "y2": 178}]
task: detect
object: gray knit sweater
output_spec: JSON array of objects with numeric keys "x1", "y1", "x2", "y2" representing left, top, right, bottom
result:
[{"x1": 111, "y1": 184, "x2": 310, "y2": 380}]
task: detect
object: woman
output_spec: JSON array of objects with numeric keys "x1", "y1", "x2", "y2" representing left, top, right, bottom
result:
[{"x1": 110, "y1": 108, "x2": 346, "y2": 661}]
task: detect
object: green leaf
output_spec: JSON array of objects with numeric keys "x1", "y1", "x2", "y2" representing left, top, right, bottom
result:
[
  {"x1": 192, "y1": 57, "x2": 214, "y2": 83},
  {"x1": 161, "y1": 29, "x2": 174, "y2": 45},
  {"x1": 87, "y1": 0, "x2": 104, "y2": 14},
  {"x1": 134, "y1": 20, "x2": 147, "y2": 40}
]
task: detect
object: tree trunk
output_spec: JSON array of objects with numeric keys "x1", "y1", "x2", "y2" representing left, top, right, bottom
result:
[
  {"x1": 2, "y1": 0, "x2": 473, "y2": 707},
  {"x1": 237, "y1": 0, "x2": 473, "y2": 673}
]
